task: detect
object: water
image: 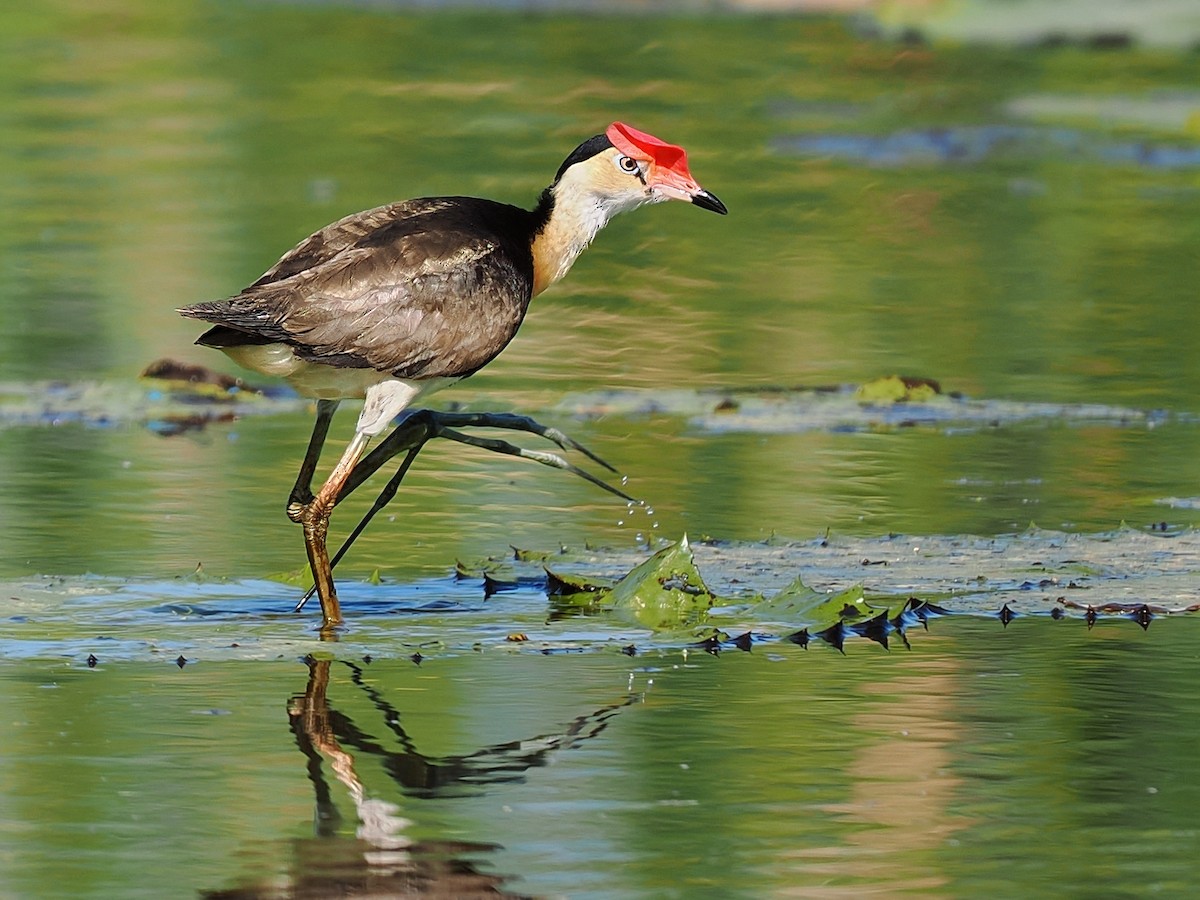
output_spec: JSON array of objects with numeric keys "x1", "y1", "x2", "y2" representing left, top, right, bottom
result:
[
  {"x1": 3, "y1": 1, "x2": 1200, "y2": 895},
  {"x1": 5, "y1": 619, "x2": 1200, "y2": 898}
]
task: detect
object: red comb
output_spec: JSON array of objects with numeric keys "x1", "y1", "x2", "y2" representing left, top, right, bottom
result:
[{"x1": 606, "y1": 122, "x2": 692, "y2": 176}]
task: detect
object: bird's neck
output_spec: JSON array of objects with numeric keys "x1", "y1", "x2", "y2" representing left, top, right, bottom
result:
[{"x1": 528, "y1": 175, "x2": 646, "y2": 297}]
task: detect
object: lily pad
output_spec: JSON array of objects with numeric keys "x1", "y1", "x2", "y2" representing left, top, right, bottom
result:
[
  {"x1": 606, "y1": 536, "x2": 720, "y2": 631},
  {"x1": 855, "y1": 375, "x2": 942, "y2": 405},
  {"x1": 543, "y1": 567, "x2": 615, "y2": 597},
  {"x1": 739, "y1": 577, "x2": 913, "y2": 636}
]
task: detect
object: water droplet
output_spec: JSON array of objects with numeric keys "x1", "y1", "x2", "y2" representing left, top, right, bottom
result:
[
  {"x1": 617, "y1": 520, "x2": 624, "y2": 527},
  {"x1": 645, "y1": 507, "x2": 655, "y2": 516},
  {"x1": 620, "y1": 475, "x2": 629, "y2": 486}
]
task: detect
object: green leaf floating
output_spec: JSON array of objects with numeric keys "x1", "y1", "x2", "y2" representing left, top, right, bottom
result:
[
  {"x1": 746, "y1": 575, "x2": 828, "y2": 620},
  {"x1": 854, "y1": 375, "x2": 942, "y2": 405},
  {"x1": 544, "y1": 567, "x2": 615, "y2": 618},
  {"x1": 746, "y1": 578, "x2": 866, "y2": 625},
  {"x1": 607, "y1": 535, "x2": 719, "y2": 631},
  {"x1": 543, "y1": 567, "x2": 615, "y2": 596},
  {"x1": 744, "y1": 575, "x2": 913, "y2": 634},
  {"x1": 512, "y1": 546, "x2": 555, "y2": 563}
]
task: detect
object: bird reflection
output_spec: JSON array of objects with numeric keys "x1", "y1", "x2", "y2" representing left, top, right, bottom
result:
[{"x1": 204, "y1": 656, "x2": 636, "y2": 898}]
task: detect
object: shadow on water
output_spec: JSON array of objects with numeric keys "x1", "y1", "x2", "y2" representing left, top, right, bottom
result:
[{"x1": 204, "y1": 656, "x2": 636, "y2": 899}]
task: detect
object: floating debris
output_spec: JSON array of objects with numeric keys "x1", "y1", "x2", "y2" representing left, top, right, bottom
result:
[
  {"x1": 0, "y1": 372, "x2": 305, "y2": 432},
  {"x1": 556, "y1": 384, "x2": 1172, "y2": 436}
]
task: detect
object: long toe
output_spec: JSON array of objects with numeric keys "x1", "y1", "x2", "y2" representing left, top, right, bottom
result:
[{"x1": 287, "y1": 500, "x2": 306, "y2": 523}]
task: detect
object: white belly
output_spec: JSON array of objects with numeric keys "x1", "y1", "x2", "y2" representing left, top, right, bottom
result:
[
  {"x1": 221, "y1": 343, "x2": 459, "y2": 435},
  {"x1": 223, "y1": 342, "x2": 394, "y2": 399}
]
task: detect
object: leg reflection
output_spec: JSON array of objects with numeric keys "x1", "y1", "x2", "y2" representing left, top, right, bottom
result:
[
  {"x1": 333, "y1": 657, "x2": 636, "y2": 796},
  {"x1": 205, "y1": 656, "x2": 638, "y2": 898}
]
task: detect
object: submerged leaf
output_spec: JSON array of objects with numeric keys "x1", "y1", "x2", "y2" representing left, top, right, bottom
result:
[
  {"x1": 545, "y1": 569, "x2": 617, "y2": 619},
  {"x1": 548, "y1": 591, "x2": 607, "y2": 619},
  {"x1": 265, "y1": 568, "x2": 312, "y2": 587}
]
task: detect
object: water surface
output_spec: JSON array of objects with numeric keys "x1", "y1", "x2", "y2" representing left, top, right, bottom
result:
[
  {"x1": 5, "y1": 618, "x2": 1200, "y2": 898},
  {"x1": 2, "y1": 2, "x2": 1200, "y2": 896}
]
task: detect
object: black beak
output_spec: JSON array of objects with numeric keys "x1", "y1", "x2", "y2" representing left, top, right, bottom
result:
[{"x1": 691, "y1": 189, "x2": 728, "y2": 215}]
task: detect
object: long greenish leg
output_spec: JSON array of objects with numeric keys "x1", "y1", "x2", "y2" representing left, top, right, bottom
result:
[
  {"x1": 299, "y1": 430, "x2": 372, "y2": 631},
  {"x1": 294, "y1": 445, "x2": 425, "y2": 613}
]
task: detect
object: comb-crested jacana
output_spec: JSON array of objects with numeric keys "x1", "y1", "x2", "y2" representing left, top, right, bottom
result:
[{"x1": 180, "y1": 122, "x2": 726, "y2": 629}]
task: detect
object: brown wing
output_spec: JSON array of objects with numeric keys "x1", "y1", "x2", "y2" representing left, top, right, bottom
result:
[
  {"x1": 249, "y1": 198, "x2": 452, "y2": 288},
  {"x1": 180, "y1": 198, "x2": 537, "y2": 379}
]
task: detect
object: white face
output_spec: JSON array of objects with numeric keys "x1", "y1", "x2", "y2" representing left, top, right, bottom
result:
[{"x1": 555, "y1": 149, "x2": 660, "y2": 218}]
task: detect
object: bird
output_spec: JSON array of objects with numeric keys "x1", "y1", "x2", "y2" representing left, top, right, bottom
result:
[{"x1": 179, "y1": 122, "x2": 727, "y2": 630}]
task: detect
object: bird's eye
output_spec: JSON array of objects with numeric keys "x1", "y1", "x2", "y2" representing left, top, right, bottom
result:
[{"x1": 615, "y1": 155, "x2": 641, "y2": 174}]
